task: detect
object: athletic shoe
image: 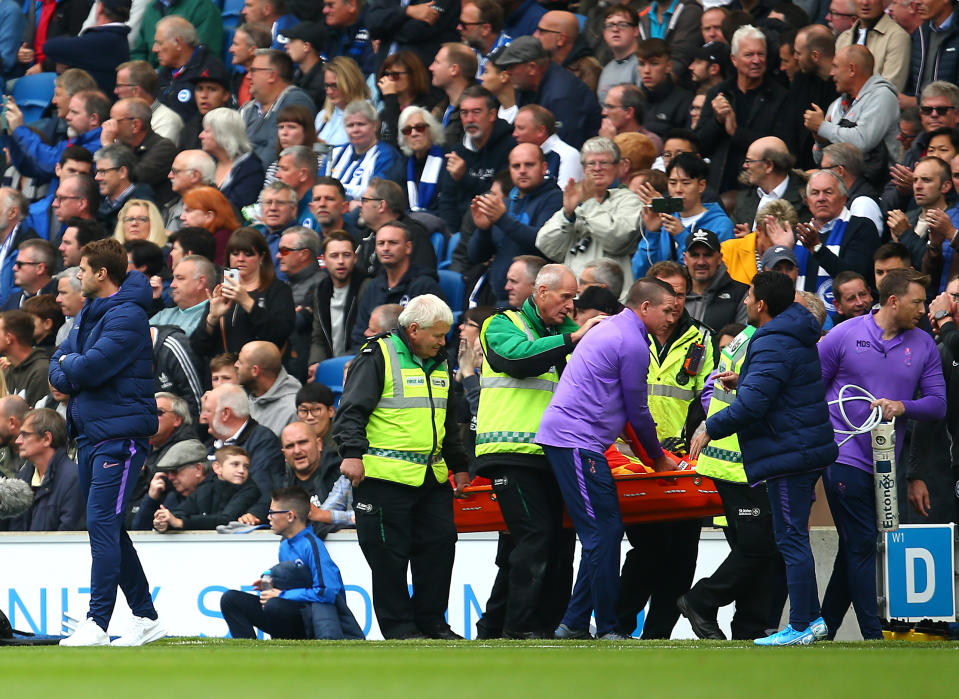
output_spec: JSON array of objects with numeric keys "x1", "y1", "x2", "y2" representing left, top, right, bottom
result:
[
  {"x1": 554, "y1": 623, "x2": 592, "y2": 640},
  {"x1": 111, "y1": 616, "x2": 166, "y2": 646},
  {"x1": 59, "y1": 618, "x2": 109, "y2": 647},
  {"x1": 677, "y1": 594, "x2": 726, "y2": 640},
  {"x1": 598, "y1": 632, "x2": 630, "y2": 641},
  {"x1": 807, "y1": 617, "x2": 828, "y2": 641},
  {"x1": 753, "y1": 624, "x2": 816, "y2": 646}
]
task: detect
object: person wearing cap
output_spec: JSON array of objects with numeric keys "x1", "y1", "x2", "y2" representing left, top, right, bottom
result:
[
  {"x1": 40, "y1": 0, "x2": 132, "y2": 95},
  {"x1": 495, "y1": 35, "x2": 601, "y2": 150},
  {"x1": 150, "y1": 16, "x2": 229, "y2": 123},
  {"x1": 282, "y1": 22, "x2": 328, "y2": 109},
  {"x1": 177, "y1": 62, "x2": 236, "y2": 151},
  {"x1": 131, "y1": 438, "x2": 211, "y2": 530},
  {"x1": 690, "y1": 42, "x2": 727, "y2": 93},
  {"x1": 100, "y1": 98, "x2": 177, "y2": 206},
  {"x1": 332, "y1": 294, "x2": 469, "y2": 640},
  {"x1": 596, "y1": 5, "x2": 641, "y2": 101},
  {"x1": 472, "y1": 264, "x2": 603, "y2": 639},
  {"x1": 468, "y1": 143, "x2": 563, "y2": 304},
  {"x1": 761, "y1": 245, "x2": 800, "y2": 284},
  {"x1": 632, "y1": 153, "x2": 733, "y2": 279},
  {"x1": 683, "y1": 228, "x2": 749, "y2": 337},
  {"x1": 131, "y1": 0, "x2": 223, "y2": 70}
]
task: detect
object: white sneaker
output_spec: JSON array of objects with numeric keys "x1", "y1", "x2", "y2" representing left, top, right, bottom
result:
[
  {"x1": 60, "y1": 618, "x2": 110, "y2": 646},
  {"x1": 111, "y1": 616, "x2": 165, "y2": 646}
]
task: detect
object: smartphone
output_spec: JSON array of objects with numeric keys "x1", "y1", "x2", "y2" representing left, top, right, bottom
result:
[
  {"x1": 651, "y1": 196, "x2": 683, "y2": 214},
  {"x1": 223, "y1": 268, "x2": 240, "y2": 285}
]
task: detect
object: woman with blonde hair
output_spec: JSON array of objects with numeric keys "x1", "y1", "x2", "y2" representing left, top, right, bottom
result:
[
  {"x1": 113, "y1": 199, "x2": 167, "y2": 247},
  {"x1": 316, "y1": 57, "x2": 370, "y2": 148},
  {"x1": 199, "y1": 107, "x2": 265, "y2": 210},
  {"x1": 180, "y1": 186, "x2": 241, "y2": 265}
]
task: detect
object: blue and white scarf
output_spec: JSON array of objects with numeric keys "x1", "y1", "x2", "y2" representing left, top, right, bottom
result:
[
  {"x1": 328, "y1": 143, "x2": 381, "y2": 200},
  {"x1": 407, "y1": 146, "x2": 444, "y2": 211},
  {"x1": 794, "y1": 218, "x2": 847, "y2": 317}
]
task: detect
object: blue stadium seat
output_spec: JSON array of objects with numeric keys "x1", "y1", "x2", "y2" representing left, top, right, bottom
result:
[
  {"x1": 438, "y1": 269, "x2": 465, "y2": 313},
  {"x1": 223, "y1": 0, "x2": 245, "y2": 29},
  {"x1": 313, "y1": 355, "x2": 354, "y2": 405},
  {"x1": 11, "y1": 73, "x2": 57, "y2": 124},
  {"x1": 575, "y1": 13, "x2": 587, "y2": 31},
  {"x1": 431, "y1": 231, "x2": 445, "y2": 263},
  {"x1": 438, "y1": 231, "x2": 459, "y2": 270}
]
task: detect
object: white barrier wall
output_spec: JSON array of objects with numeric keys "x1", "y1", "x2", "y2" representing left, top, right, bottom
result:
[{"x1": 0, "y1": 530, "x2": 733, "y2": 640}]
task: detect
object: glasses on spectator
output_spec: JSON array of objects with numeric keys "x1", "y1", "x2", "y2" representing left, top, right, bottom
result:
[
  {"x1": 920, "y1": 105, "x2": 956, "y2": 116},
  {"x1": 248, "y1": 66, "x2": 276, "y2": 73},
  {"x1": 826, "y1": 10, "x2": 856, "y2": 18},
  {"x1": 14, "y1": 260, "x2": 42, "y2": 268},
  {"x1": 267, "y1": 509, "x2": 291, "y2": 517},
  {"x1": 401, "y1": 123, "x2": 429, "y2": 135},
  {"x1": 458, "y1": 20, "x2": 485, "y2": 27},
  {"x1": 383, "y1": 70, "x2": 408, "y2": 80},
  {"x1": 97, "y1": 166, "x2": 121, "y2": 174},
  {"x1": 277, "y1": 246, "x2": 306, "y2": 256},
  {"x1": 115, "y1": 82, "x2": 137, "y2": 89},
  {"x1": 297, "y1": 405, "x2": 328, "y2": 416},
  {"x1": 535, "y1": 26, "x2": 563, "y2": 34},
  {"x1": 124, "y1": 216, "x2": 150, "y2": 224},
  {"x1": 261, "y1": 198, "x2": 295, "y2": 207},
  {"x1": 53, "y1": 194, "x2": 83, "y2": 203},
  {"x1": 950, "y1": 292, "x2": 959, "y2": 303},
  {"x1": 324, "y1": 82, "x2": 339, "y2": 89},
  {"x1": 360, "y1": 196, "x2": 383, "y2": 203},
  {"x1": 603, "y1": 21, "x2": 636, "y2": 31},
  {"x1": 602, "y1": 102, "x2": 624, "y2": 111},
  {"x1": 583, "y1": 160, "x2": 615, "y2": 170},
  {"x1": 156, "y1": 408, "x2": 171, "y2": 416},
  {"x1": 18, "y1": 429, "x2": 37, "y2": 438},
  {"x1": 742, "y1": 158, "x2": 768, "y2": 166}
]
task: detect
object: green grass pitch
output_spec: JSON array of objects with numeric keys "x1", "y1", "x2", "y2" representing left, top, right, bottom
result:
[{"x1": 2, "y1": 639, "x2": 959, "y2": 697}]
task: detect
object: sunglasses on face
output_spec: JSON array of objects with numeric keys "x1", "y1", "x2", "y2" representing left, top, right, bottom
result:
[{"x1": 401, "y1": 123, "x2": 429, "y2": 135}]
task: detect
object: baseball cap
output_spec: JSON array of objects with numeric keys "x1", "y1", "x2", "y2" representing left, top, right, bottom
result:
[
  {"x1": 156, "y1": 440, "x2": 209, "y2": 472},
  {"x1": 574, "y1": 286, "x2": 623, "y2": 315},
  {"x1": 492, "y1": 36, "x2": 548, "y2": 68},
  {"x1": 694, "y1": 41, "x2": 730, "y2": 66},
  {"x1": 189, "y1": 62, "x2": 232, "y2": 90},
  {"x1": 687, "y1": 228, "x2": 721, "y2": 252},
  {"x1": 278, "y1": 22, "x2": 328, "y2": 50},
  {"x1": 760, "y1": 245, "x2": 799, "y2": 271}
]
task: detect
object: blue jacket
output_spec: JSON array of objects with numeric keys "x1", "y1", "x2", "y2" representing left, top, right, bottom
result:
[
  {"x1": 41, "y1": 23, "x2": 131, "y2": 94},
  {"x1": 221, "y1": 153, "x2": 265, "y2": 211},
  {"x1": 277, "y1": 527, "x2": 344, "y2": 605},
  {"x1": 0, "y1": 0, "x2": 24, "y2": 78},
  {"x1": 0, "y1": 222, "x2": 39, "y2": 307},
  {"x1": 467, "y1": 180, "x2": 562, "y2": 303},
  {"x1": 505, "y1": 0, "x2": 546, "y2": 38},
  {"x1": 6, "y1": 449, "x2": 84, "y2": 531},
  {"x1": 517, "y1": 62, "x2": 601, "y2": 149},
  {"x1": 23, "y1": 189, "x2": 55, "y2": 243},
  {"x1": 706, "y1": 303, "x2": 838, "y2": 483},
  {"x1": 632, "y1": 201, "x2": 735, "y2": 278},
  {"x1": 905, "y1": 7, "x2": 959, "y2": 96},
  {"x1": 50, "y1": 271, "x2": 159, "y2": 444},
  {"x1": 4, "y1": 126, "x2": 102, "y2": 182}
]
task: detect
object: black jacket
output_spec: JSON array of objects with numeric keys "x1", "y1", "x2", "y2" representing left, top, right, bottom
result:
[
  {"x1": 696, "y1": 76, "x2": 792, "y2": 192},
  {"x1": 354, "y1": 213, "x2": 438, "y2": 277},
  {"x1": 5, "y1": 449, "x2": 83, "y2": 531},
  {"x1": 906, "y1": 7, "x2": 959, "y2": 97},
  {"x1": 516, "y1": 61, "x2": 601, "y2": 149},
  {"x1": 331, "y1": 327, "x2": 469, "y2": 474},
  {"x1": 350, "y1": 263, "x2": 446, "y2": 347},
  {"x1": 157, "y1": 45, "x2": 230, "y2": 122},
  {"x1": 685, "y1": 267, "x2": 749, "y2": 341},
  {"x1": 273, "y1": 464, "x2": 336, "y2": 538},
  {"x1": 732, "y1": 172, "x2": 811, "y2": 225},
  {"x1": 41, "y1": 23, "x2": 131, "y2": 94},
  {"x1": 786, "y1": 72, "x2": 839, "y2": 171},
  {"x1": 366, "y1": 0, "x2": 460, "y2": 69},
  {"x1": 310, "y1": 271, "x2": 367, "y2": 364},
  {"x1": 152, "y1": 324, "x2": 204, "y2": 422},
  {"x1": 171, "y1": 477, "x2": 261, "y2": 529},
  {"x1": 132, "y1": 130, "x2": 178, "y2": 206},
  {"x1": 225, "y1": 418, "x2": 286, "y2": 522},
  {"x1": 802, "y1": 215, "x2": 881, "y2": 295},
  {"x1": 189, "y1": 278, "x2": 296, "y2": 361},
  {"x1": 295, "y1": 61, "x2": 326, "y2": 111},
  {"x1": 642, "y1": 77, "x2": 693, "y2": 138}
]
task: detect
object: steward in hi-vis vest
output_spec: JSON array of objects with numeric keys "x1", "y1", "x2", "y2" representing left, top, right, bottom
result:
[
  {"x1": 472, "y1": 264, "x2": 605, "y2": 640},
  {"x1": 331, "y1": 294, "x2": 468, "y2": 640}
]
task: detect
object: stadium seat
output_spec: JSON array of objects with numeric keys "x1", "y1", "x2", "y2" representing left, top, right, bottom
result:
[
  {"x1": 438, "y1": 231, "x2": 459, "y2": 270},
  {"x1": 438, "y1": 269, "x2": 465, "y2": 314},
  {"x1": 575, "y1": 13, "x2": 587, "y2": 31},
  {"x1": 313, "y1": 355, "x2": 354, "y2": 405},
  {"x1": 430, "y1": 231, "x2": 445, "y2": 262},
  {"x1": 223, "y1": 0, "x2": 245, "y2": 28},
  {"x1": 11, "y1": 73, "x2": 57, "y2": 124}
]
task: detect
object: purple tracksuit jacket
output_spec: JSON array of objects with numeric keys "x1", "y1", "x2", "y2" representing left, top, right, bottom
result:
[
  {"x1": 536, "y1": 308, "x2": 664, "y2": 459},
  {"x1": 818, "y1": 311, "x2": 946, "y2": 473}
]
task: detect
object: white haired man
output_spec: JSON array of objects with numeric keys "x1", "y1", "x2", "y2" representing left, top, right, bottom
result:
[{"x1": 331, "y1": 294, "x2": 469, "y2": 640}]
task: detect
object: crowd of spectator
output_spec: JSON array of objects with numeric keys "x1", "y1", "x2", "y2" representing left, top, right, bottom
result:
[{"x1": 0, "y1": 0, "x2": 957, "y2": 640}]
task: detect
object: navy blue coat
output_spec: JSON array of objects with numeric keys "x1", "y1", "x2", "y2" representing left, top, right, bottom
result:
[
  {"x1": 6, "y1": 449, "x2": 84, "y2": 531},
  {"x1": 905, "y1": 8, "x2": 959, "y2": 97},
  {"x1": 42, "y1": 23, "x2": 131, "y2": 94},
  {"x1": 706, "y1": 303, "x2": 838, "y2": 483},
  {"x1": 516, "y1": 62, "x2": 601, "y2": 149},
  {"x1": 50, "y1": 271, "x2": 159, "y2": 444}
]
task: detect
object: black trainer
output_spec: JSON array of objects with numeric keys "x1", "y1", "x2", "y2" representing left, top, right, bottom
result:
[{"x1": 677, "y1": 593, "x2": 726, "y2": 640}]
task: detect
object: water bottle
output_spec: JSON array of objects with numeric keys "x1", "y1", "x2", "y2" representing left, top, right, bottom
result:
[{"x1": 259, "y1": 572, "x2": 273, "y2": 592}]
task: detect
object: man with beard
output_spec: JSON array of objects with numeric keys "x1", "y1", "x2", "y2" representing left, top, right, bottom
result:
[{"x1": 309, "y1": 231, "x2": 364, "y2": 373}]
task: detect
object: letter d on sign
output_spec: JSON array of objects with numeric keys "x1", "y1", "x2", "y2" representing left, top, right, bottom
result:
[{"x1": 905, "y1": 548, "x2": 935, "y2": 604}]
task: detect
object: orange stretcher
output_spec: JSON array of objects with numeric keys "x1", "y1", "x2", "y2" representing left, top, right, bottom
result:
[{"x1": 454, "y1": 425, "x2": 724, "y2": 533}]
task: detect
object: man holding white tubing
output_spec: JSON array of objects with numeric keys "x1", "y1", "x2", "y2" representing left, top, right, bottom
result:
[{"x1": 817, "y1": 267, "x2": 946, "y2": 640}]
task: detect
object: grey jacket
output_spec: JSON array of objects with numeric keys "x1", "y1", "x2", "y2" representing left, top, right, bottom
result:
[
  {"x1": 249, "y1": 368, "x2": 302, "y2": 437},
  {"x1": 815, "y1": 74, "x2": 900, "y2": 166}
]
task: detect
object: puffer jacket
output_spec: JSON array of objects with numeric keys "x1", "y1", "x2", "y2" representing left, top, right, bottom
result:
[
  {"x1": 706, "y1": 302, "x2": 838, "y2": 483},
  {"x1": 50, "y1": 271, "x2": 159, "y2": 444}
]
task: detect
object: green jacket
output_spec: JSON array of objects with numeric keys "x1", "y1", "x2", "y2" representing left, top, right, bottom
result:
[{"x1": 130, "y1": 0, "x2": 225, "y2": 67}]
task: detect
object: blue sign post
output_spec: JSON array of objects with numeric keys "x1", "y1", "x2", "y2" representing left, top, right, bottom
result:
[{"x1": 882, "y1": 524, "x2": 957, "y2": 622}]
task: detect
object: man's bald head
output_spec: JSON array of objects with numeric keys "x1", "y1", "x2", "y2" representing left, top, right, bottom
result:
[
  {"x1": 0, "y1": 395, "x2": 29, "y2": 421},
  {"x1": 240, "y1": 341, "x2": 282, "y2": 376},
  {"x1": 838, "y1": 44, "x2": 875, "y2": 75},
  {"x1": 543, "y1": 10, "x2": 579, "y2": 37}
]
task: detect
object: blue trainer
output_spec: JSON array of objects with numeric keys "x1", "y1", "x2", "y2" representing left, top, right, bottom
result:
[
  {"x1": 807, "y1": 617, "x2": 828, "y2": 641},
  {"x1": 754, "y1": 624, "x2": 816, "y2": 646}
]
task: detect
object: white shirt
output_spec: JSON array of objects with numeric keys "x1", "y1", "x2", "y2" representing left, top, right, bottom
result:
[
  {"x1": 753, "y1": 174, "x2": 790, "y2": 230},
  {"x1": 330, "y1": 285, "x2": 348, "y2": 357},
  {"x1": 541, "y1": 133, "x2": 584, "y2": 183}
]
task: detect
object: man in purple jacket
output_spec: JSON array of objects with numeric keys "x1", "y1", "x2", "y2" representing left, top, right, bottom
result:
[
  {"x1": 537, "y1": 277, "x2": 677, "y2": 640},
  {"x1": 818, "y1": 267, "x2": 946, "y2": 640}
]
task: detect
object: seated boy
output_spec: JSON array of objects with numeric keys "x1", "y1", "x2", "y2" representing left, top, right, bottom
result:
[
  {"x1": 153, "y1": 446, "x2": 260, "y2": 532},
  {"x1": 219, "y1": 487, "x2": 364, "y2": 639}
]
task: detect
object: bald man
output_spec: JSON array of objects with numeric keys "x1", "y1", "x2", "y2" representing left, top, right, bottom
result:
[
  {"x1": 235, "y1": 341, "x2": 303, "y2": 437},
  {"x1": 533, "y1": 11, "x2": 582, "y2": 67},
  {"x1": 806, "y1": 45, "x2": 900, "y2": 177},
  {"x1": 732, "y1": 136, "x2": 811, "y2": 229}
]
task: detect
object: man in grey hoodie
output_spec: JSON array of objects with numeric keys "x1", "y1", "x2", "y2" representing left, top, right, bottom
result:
[
  {"x1": 805, "y1": 45, "x2": 899, "y2": 186},
  {"x1": 236, "y1": 341, "x2": 302, "y2": 437}
]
